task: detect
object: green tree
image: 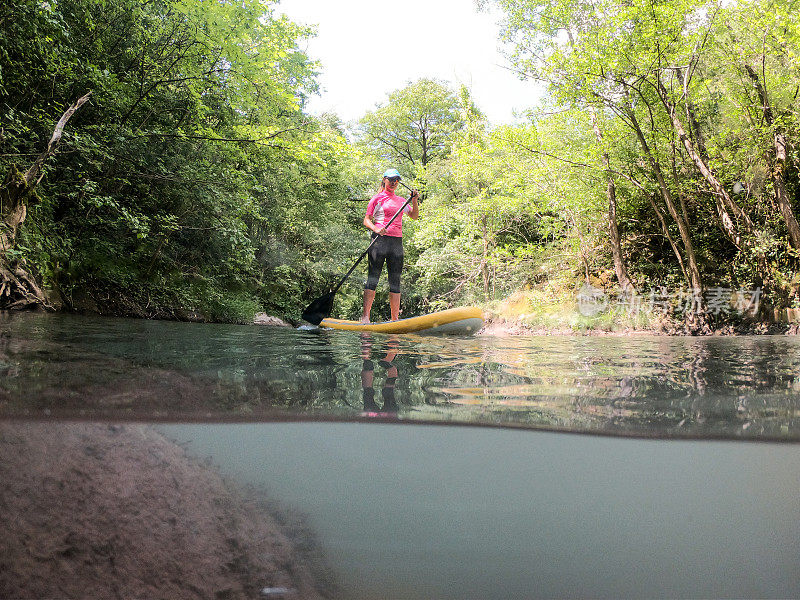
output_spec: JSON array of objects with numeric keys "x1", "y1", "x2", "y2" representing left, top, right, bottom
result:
[
  {"x1": 413, "y1": 109, "x2": 604, "y2": 306},
  {"x1": 487, "y1": 0, "x2": 800, "y2": 324},
  {"x1": 356, "y1": 78, "x2": 465, "y2": 176},
  {"x1": 487, "y1": 0, "x2": 712, "y2": 308},
  {"x1": 0, "y1": 0, "x2": 357, "y2": 322}
]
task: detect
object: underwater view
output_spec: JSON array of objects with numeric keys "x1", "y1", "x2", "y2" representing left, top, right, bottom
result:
[{"x1": 1, "y1": 312, "x2": 799, "y2": 598}]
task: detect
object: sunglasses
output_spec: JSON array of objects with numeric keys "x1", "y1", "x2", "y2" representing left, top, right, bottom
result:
[{"x1": 386, "y1": 176, "x2": 401, "y2": 183}]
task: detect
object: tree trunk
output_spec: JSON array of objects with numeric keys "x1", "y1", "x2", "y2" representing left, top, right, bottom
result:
[
  {"x1": 743, "y1": 64, "x2": 800, "y2": 250},
  {"x1": 626, "y1": 103, "x2": 703, "y2": 293},
  {"x1": 648, "y1": 194, "x2": 689, "y2": 284},
  {"x1": 656, "y1": 69, "x2": 771, "y2": 287},
  {"x1": 626, "y1": 102, "x2": 710, "y2": 332},
  {"x1": 655, "y1": 76, "x2": 753, "y2": 246},
  {"x1": 1, "y1": 92, "x2": 91, "y2": 310},
  {"x1": 589, "y1": 109, "x2": 633, "y2": 293},
  {"x1": 481, "y1": 215, "x2": 490, "y2": 299},
  {"x1": 675, "y1": 68, "x2": 709, "y2": 164}
]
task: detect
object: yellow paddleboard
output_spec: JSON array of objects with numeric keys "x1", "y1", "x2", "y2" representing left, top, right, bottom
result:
[{"x1": 320, "y1": 306, "x2": 484, "y2": 335}]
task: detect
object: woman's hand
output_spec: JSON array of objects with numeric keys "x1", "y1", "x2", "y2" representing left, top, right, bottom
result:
[{"x1": 364, "y1": 214, "x2": 386, "y2": 235}]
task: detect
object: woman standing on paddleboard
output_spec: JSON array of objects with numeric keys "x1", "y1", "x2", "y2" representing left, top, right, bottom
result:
[{"x1": 360, "y1": 168, "x2": 419, "y2": 322}]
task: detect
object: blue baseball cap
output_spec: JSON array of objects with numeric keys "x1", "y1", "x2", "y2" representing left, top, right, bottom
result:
[{"x1": 383, "y1": 168, "x2": 401, "y2": 179}]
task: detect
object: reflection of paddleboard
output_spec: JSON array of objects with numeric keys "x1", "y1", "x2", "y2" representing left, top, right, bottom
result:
[{"x1": 320, "y1": 307, "x2": 484, "y2": 335}]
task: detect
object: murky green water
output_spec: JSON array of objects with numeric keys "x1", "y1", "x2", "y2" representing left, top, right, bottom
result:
[
  {"x1": 160, "y1": 423, "x2": 800, "y2": 600},
  {"x1": 2, "y1": 311, "x2": 800, "y2": 439},
  {"x1": 2, "y1": 311, "x2": 800, "y2": 598}
]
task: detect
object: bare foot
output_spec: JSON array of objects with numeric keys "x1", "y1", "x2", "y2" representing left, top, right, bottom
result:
[{"x1": 359, "y1": 316, "x2": 370, "y2": 324}]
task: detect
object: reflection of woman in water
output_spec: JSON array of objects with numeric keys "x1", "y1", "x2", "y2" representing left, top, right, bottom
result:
[{"x1": 360, "y1": 334, "x2": 399, "y2": 415}]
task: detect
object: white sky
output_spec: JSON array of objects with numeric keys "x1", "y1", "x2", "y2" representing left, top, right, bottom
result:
[{"x1": 275, "y1": 0, "x2": 543, "y2": 125}]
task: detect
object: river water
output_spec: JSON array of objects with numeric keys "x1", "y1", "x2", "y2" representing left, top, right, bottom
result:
[
  {"x1": 2, "y1": 311, "x2": 799, "y2": 598},
  {"x1": 3, "y1": 311, "x2": 800, "y2": 438}
]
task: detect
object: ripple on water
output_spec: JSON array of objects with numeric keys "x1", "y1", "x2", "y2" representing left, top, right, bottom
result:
[{"x1": 1, "y1": 312, "x2": 799, "y2": 439}]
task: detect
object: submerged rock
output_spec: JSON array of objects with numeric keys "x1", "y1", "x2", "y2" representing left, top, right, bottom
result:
[
  {"x1": 0, "y1": 422, "x2": 333, "y2": 599},
  {"x1": 254, "y1": 313, "x2": 291, "y2": 327}
]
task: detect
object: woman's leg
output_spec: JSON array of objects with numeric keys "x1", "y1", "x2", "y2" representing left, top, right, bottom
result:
[
  {"x1": 361, "y1": 289, "x2": 376, "y2": 323},
  {"x1": 389, "y1": 292, "x2": 401, "y2": 321},
  {"x1": 362, "y1": 235, "x2": 386, "y2": 323},
  {"x1": 385, "y1": 237, "x2": 404, "y2": 321}
]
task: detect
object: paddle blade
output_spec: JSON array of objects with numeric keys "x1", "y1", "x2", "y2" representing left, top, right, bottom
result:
[{"x1": 302, "y1": 291, "x2": 335, "y2": 325}]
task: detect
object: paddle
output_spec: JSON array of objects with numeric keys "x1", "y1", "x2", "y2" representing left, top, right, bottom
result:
[{"x1": 302, "y1": 189, "x2": 417, "y2": 325}]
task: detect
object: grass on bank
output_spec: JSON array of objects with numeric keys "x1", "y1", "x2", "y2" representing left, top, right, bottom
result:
[{"x1": 485, "y1": 285, "x2": 672, "y2": 333}]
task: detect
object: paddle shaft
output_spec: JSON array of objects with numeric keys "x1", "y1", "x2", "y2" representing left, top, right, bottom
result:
[{"x1": 329, "y1": 192, "x2": 415, "y2": 295}]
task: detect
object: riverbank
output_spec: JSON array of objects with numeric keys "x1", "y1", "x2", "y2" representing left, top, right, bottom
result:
[
  {"x1": 477, "y1": 312, "x2": 800, "y2": 336},
  {"x1": 475, "y1": 289, "x2": 800, "y2": 336},
  {"x1": 0, "y1": 422, "x2": 334, "y2": 599},
  {"x1": 9, "y1": 292, "x2": 800, "y2": 337}
]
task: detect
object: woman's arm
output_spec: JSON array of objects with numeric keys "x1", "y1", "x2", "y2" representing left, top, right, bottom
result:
[
  {"x1": 364, "y1": 213, "x2": 386, "y2": 235},
  {"x1": 409, "y1": 191, "x2": 420, "y2": 220}
]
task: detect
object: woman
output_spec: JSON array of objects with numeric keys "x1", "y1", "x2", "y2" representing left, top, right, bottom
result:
[{"x1": 361, "y1": 168, "x2": 419, "y2": 322}]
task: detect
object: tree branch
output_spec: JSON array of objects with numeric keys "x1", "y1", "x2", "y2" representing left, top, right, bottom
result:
[{"x1": 24, "y1": 92, "x2": 92, "y2": 187}]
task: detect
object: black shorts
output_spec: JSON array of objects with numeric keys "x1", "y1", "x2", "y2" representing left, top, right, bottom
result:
[{"x1": 365, "y1": 234, "x2": 404, "y2": 293}]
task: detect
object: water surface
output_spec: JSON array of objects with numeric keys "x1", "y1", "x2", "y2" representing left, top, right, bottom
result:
[{"x1": 2, "y1": 311, "x2": 799, "y2": 439}]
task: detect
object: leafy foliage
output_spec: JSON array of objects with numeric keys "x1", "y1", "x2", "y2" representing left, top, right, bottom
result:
[
  {"x1": 4, "y1": 0, "x2": 800, "y2": 327},
  {"x1": 1, "y1": 0, "x2": 356, "y2": 322},
  {"x1": 356, "y1": 78, "x2": 465, "y2": 177}
]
